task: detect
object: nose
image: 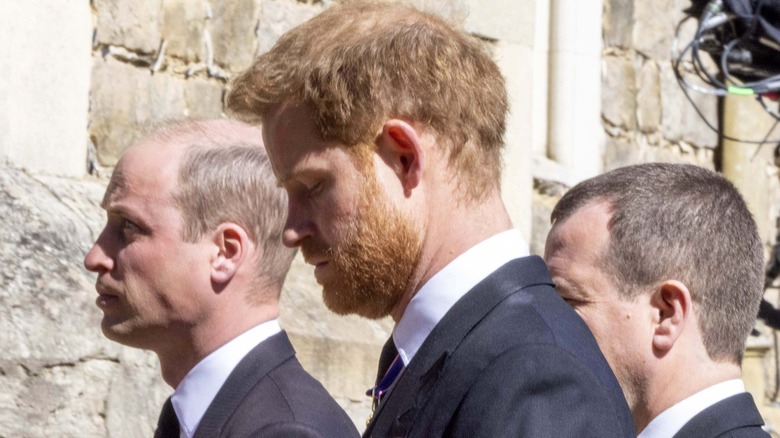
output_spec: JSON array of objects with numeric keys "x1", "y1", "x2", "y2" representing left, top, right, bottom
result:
[
  {"x1": 282, "y1": 202, "x2": 314, "y2": 248},
  {"x1": 84, "y1": 228, "x2": 114, "y2": 273}
]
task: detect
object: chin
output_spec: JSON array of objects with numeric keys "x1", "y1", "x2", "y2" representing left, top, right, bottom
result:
[
  {"x1": 101, "y1": 320, "x2": 147, "y2": 349},
  {"x1": 322, "y1": 289, "x2": 393, "y2": 320}
]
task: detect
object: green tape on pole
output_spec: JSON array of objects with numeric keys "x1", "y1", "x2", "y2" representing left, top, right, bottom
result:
[{"x1": 727, "y1": 86, "x2": 755, "y2": 96}]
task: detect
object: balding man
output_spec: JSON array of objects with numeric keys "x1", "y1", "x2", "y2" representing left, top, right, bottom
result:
[
  {"x1": 84, "y1": 120, "x2": 358, "y2": 438},
  {"x1": 545, "y1": 163, "x2": 768, "y2": 437}
]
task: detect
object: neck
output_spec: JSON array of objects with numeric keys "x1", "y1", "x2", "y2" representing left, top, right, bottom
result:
[
  {"x1": 634, "y1": 357, "x2": 741, "y2": 433},
  {"x1": 390, "y1": 190, "x2": 512, "y2": 322},
  {"x1": 156, "y1": 302, "x2": 280, "y2": 388}
]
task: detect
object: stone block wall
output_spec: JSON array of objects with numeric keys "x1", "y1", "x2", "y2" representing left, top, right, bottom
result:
[
  {"x1": 5, "y1": 0, "x2": 780, "y2": 435},
  {"x1": 89, "y1": 0, "x2": 328, "y2": 168}
]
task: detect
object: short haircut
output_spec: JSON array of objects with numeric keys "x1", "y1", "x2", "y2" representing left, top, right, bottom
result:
[
  {"x1": 152, "y1": 120, "x2": 296, "y2": 295},
  {"x1": 226, "y1": 0, "x2": 508, "y2": 200},
  {"x1": 551, "y1": 163, "x2": 763, "y2": 364}
]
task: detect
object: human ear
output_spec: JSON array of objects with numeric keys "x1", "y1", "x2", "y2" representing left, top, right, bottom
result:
[
  {"x1": 379, "y1": 119, "x2": 425, "y2": 195},
  {"x1": 651, "y1": 280, "x2": 691, "y2": 352},
  {"x1": 210, "y1": 223, "x2": 250, "y2": 285}
]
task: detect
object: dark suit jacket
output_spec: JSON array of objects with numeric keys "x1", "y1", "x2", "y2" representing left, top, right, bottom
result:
[
  {"x1": 155, "y1": 331, "x2": 359, "y2": 438},
  {"x1": 672, "y1": 392, "x2": 767, "y2": 438},
  {"x1": 363, "y1": 256, "x2": 635, "y2": 438}
]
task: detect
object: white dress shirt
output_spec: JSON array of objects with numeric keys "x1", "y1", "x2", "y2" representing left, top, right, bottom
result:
[
  {"x1": 638, "y1": 379, "x2": 746, "y2": 438},
  {"x1": 393, "y1": 229, "x2": 529, "y2": 365},
  {"x1": 171, "y1": 319, "x2": 282, "y2": 438}
]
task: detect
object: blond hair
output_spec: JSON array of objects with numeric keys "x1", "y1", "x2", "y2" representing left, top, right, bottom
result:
[{"x1": 153, "y1": 120, "x2": 296, "y2": 295}]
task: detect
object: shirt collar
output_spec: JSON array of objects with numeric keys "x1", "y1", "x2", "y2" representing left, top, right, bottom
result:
[
  {"x1": 638, "y1": 379, "x2": 745, "y2": 438},
  {"x1": 393, "y1": 229, "x2": 529, "y2": 365},
  {"x1": 171, "y1": 319, "x2": 282, "y2": 438}
]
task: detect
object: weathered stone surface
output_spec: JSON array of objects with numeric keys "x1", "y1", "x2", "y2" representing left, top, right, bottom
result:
[
  {"x1": 94, "y1": 0, "x2": 163, "y2": 54},
  {"x1": 185, "y1": 78, "x2": 225, "y2": 119},
  {"x1": 256, "y1": 0, "x2": 326, "y2": 55},
  {"x1": 90, "y1": 57, "x2": 187, "y2": 166},
  {"x1": 603, "y1": 135, "x2": 638, "y2": 171},
  {"x1": 604, "y1": 0, "x2": 633, "y2": 48},
  {"x1": 602, "y1": 56, "x2": 637, "y2": 130},
  {"x1": 604, "y1": 133, "x2": 715, "y2": 172},
  {"x1": 498, "y1": 40, "x2": 535, "y2": 238},
  {"x1": 210, "y1": 0, "x2": 262, "y2": 72},
  {"x1": 1, "y1": 361, "x2": 111, "y2": 437},
  {"x1": 644, "y1": 141, "x2": 715, "y2": 167},
  {"x1": 530, "y1": 189, "x2": 561, "y2": 256},
  {"x1": 104, "y1": 348, "x2": 170, "y2": 438},
  {"x1": 637, "y1": 60, "x2": 661, "y2": 132},
  {"x1": 632, "y1": 0, "x2": 687, "y2": 60},
  {"x1": 0, "y1": 171, "x2": 106, "y2": 365},
  {"x1": 659, "y1": 63, "x2": 718, "y2": 148},
  {"x1": 162, "y1": 0, "x2": 209, "y2": 62},
  {"x1": 0, "y1": 0, "x2": 91, "y2": 177},
  {"x1": 463, "y1": 0, "x2": 531, "y2": 44}
]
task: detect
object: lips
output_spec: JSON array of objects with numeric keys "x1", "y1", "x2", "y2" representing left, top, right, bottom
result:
[
  {"x1": 95, "y1": 283, "x2": 121, "y2": 309},
  {"x1": 96, "y1": 294, "x2": 119, "y2": 308},
  {"x1": 302, "y1": 250, "x2": 329, "y2": 268}
]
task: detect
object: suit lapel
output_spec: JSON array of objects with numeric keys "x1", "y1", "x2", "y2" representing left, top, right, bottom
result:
[
  {"x1": 193, "y1": 331, "x2": 296, "y2": 438},
  {"x1": 672, "y1": 393, "x2": 765, "y2": 438},
  {"x1": 364, "y1": 256, "x2": 552, "y2": 437}
]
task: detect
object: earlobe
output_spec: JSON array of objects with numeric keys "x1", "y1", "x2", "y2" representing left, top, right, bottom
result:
[
  {"x1": 651, "y1": 280, "x2": 691, "y2": 352},
  {"x1": 381, "y1": 119, "x2": 425, "y2": 195},
  {"x1": 210, "y1": 224, "x2": 248, "y2": 286}
]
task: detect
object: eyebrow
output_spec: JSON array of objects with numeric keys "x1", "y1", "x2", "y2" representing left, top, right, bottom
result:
[
  {"x1": 101, "y1": 172, "x2": 126, "y2": 209},
  {"x1": 276, "y1": 166, "x2": 327, "y2": 188}
]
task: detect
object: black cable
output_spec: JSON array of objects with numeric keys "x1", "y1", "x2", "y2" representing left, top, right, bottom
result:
[
  {"x1": 751, "y1": 116, "x2": 780, "y2": 159},
  {"x1": 671, "y1": 0, "x2": 780, "y2": 144}
]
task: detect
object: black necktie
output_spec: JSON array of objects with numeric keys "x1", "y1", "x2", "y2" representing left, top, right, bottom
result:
[
  {"x1": 375, "y1": 336, "x2": 399, "y2": 386},
  {"x1": 154, "y1": 397, "x2": 180, "y2": 438}
]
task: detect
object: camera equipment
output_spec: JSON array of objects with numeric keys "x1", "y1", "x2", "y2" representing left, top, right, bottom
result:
[{"x1": 674, "y1": 0, "x2": 780, "y2": 142}]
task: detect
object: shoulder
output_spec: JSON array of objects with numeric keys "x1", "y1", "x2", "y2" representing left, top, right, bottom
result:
[
  {"x1": 222, "y1": 356, "x2": 359, "y2": 438},
  {"x1": 448, "y1": 344, "x2": 633, "y2": 437},
  {"x1": 675, "y1": 393, "x2": 768, "y2": 438},
  {"x1": 418, "y1": 269, "x2": 633, "y2": 436}
]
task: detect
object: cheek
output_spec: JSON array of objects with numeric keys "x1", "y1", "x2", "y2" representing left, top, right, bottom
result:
[
  {"x1": 317, "y1": 201, "x2": 358, "y2": 238},
  {"x1": 578, "y1": 306, "x2": 620, "y2": 344},
  {"x1": 119, "y1": 244, "x2": 177, "y2": 293}
]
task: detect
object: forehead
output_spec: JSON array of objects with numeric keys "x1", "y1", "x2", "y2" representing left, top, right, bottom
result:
[
  {"x1": 261, "y1": 103, "x2": 355, "y2": 182},
  {"x1": 545, "y1": 202, "x2": 619, "y2": 299},
  {"x1": 548, "y1": 201, "x2": 612, "y2": 254},
  {"x1": 102, "y1": 140, "x2": 182, "y2": 211}
]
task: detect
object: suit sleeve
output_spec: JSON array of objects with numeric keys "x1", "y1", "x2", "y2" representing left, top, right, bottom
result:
[{"x1": 446, "y1": 344, "x2": 630, "y2": 438}]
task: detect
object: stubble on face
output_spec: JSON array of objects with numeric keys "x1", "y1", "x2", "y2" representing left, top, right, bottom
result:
[{"x1": 302, "y1": 168, "x2": 422, "y2": 319}]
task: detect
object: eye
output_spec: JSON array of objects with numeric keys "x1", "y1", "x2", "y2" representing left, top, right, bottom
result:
[
  {"x1": 307, "y1": 181, "x2": 324, "y2": 199},
  {"x1": 121, "y1": 219, "x2": 141, "y2": 234}
]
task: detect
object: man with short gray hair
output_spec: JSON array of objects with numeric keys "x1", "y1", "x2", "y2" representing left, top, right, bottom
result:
[
  {"x1": 545, "y1": 163, "x2": 768, "y2": 437},
  {"x1": 84, "y1": 119, "x2": 358, "y2": 438}
]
